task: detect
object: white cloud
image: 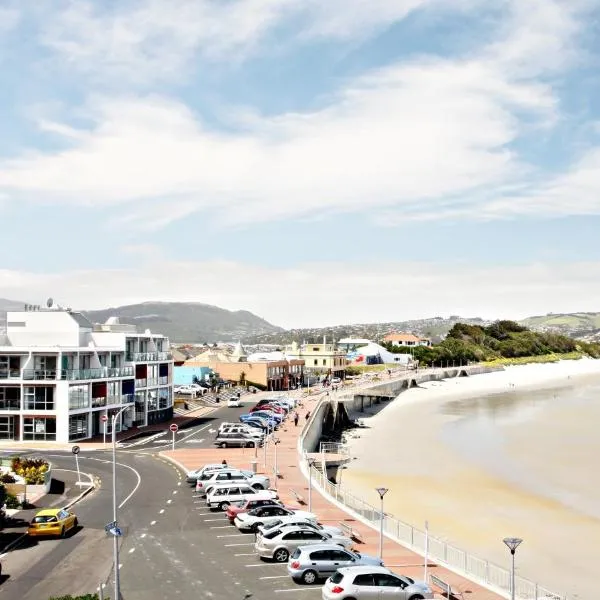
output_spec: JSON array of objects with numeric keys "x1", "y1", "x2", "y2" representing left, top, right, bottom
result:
[
  {"x1": 0, "y1": 54, "x2": 555, "y2": 229},
  {"x1": 0, "y1": 6, "x2": 19, "y2": 34},
  {"x1": 2, "y1": 259, "x2": 599, "y2": 328}
]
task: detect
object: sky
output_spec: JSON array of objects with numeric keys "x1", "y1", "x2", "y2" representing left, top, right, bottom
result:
[{"x1": 1, "y1": 0, "x2": 600, "y2": 328}]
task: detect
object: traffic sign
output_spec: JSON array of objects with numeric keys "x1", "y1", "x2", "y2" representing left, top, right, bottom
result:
[
  {"x1": 101, "y1": 415, "x2": 108, "y2": 422},
  {"x1": 169, "y1": 424, "x2": 179, "y2": 432},
  {"x1": 109, "y1": 527, "x2": 123, "y2": 537},
  {"x1": 71, "y1": 445, "x2": 80, "y2": 455},
  {"x1": 104, "y1": 520, "x2": 117, "y2": 532}
]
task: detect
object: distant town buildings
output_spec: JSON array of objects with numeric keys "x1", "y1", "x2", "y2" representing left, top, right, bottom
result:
[
  {"x1": 284, "y1": 340, "x2": 347, "y2": 381},
  {"x1": 0, "y1": 305, "x2": 174, "y2": 443},
  {"x1": 383, "y1": 332, "x2": 431, "y2": 347}
]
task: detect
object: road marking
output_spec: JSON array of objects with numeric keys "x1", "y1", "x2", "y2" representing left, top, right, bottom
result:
[
  {"x1": 274, "y1": 588, "x2": 322, "y2": 593},
  {"x1": 119, "y1": 563, "x2": 123, "y2": 569},
  {"x1": 140, "y1": 533, "x2": 147, "y2": 538},
  {"x1": 159, "y1": 509, "x2": 165, "y2": 514},
  {"x1": 234, "y1": 553, "x2": 255, "y2": 556},
  {"x1": 128, "y1": 547, "x2": 135, "y2": 553},
  {"x1": 217, "y1": 533, "x2": 246, "y2": 538},
  {"x1": 203, "y1": 518, "x2": 226, "y2": 522},
  {"x1": 167, "y1": 499, "x2": 172, "y2": 504},
  {"x1": 260, "y1": 575, "x2": 289, "y2": 580},
  {"x1": 224, "y1": 542, "x2": 255, "y2": 547},
  {"x1": 210, "y1": 525, "x2": 233, "y2": 529},
  {"x1": 245, "y1": 563, "x2": 281, "y2": 567},
  {"x1": 177, "y1": 482, "x2": 181, "y2": 486},
  {"x1": 173, "y1": 490, "x2": 178, "y2": 494},
  {"x1": 150, "y1": 520, "x2": 157, "y2": 525}
]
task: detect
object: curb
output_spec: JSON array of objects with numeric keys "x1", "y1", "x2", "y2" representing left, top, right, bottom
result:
[{"x1": 158, "y1": 452, "x2": 188, "y2": 475}]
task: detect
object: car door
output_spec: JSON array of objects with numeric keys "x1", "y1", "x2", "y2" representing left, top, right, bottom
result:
[
  {"x1": 374, "y1": 573, "x2": 409, "y2": 599},
  {"x1": 351, "y1": 573, "x2": 380, "y2": 600},
  {"x1": 328, "y1": 549, "x2": 355, "y2": 574},
  {"x1": 299, "y1": 530, "x2": 325, "y2": 547},
  {"x1": 280, "y1": 530, "x2": 304, "y2": 552}
]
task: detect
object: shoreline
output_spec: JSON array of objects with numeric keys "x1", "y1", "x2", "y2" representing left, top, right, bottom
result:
[{"x1": 340, "y1": 358, "x2": 600, "y2": 599}]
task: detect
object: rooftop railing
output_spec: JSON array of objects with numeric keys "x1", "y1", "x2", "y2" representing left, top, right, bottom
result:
[
  {"x1": 22, "y1": 367, "x2": 134, "y2": 381},
  {"x1": 126, "y1": 351, "x2": 172, "y2": 362}
]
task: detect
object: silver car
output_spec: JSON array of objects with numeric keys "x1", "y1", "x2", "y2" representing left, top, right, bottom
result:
[
  {"x1": 287, "y1": 544, "x2": 383, "y2": 584},
  {"x1": 258, "y1": 518, "x2": 344, "y2": 538},
  {"x1": 255, "y1": 525, "x2": 353, "y2": 562},
  {"x1": 322, "y1": 566, "x2": 433, "y2": 600}
]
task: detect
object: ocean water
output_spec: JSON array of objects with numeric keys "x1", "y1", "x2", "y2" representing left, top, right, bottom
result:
[{"x1": 342, "y1": 374, "x2": 600, "y2": 599}]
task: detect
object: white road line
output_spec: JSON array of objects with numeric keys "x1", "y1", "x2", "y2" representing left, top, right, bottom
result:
[
  {"x1": 245, "y1": 564, "x2": 281, "y2": 568},
  {"x1": 210, "y1": 525, "x2": 233, "y2": 529},
  {"x1": 159, "y1": 509, "x2": 165, "y2": 514},
  {"x1": 203, "y1": 518, "x2": 226, "y2": 522},
  {"x1": 260, "y1": 575, "x2": 289, "y2": 580},
  {"x1": 274, "y1": 588, "x2": 322, "y2": 593},
  {"x1": 177, "y1": 482, "x2": 181, "y2": 486},
  {"x1": 128, "y1": 547, "x2": 135, "y2": 553},
  {"x1": 173, "y1": 490, "x2": 178, "y2": 494},
  {"x1": 217, "y1": 533, "x2": 246, "y2": 538},
  {"x1": 150, "y1": 520, "x2": 157, "y2": 525},
  {"x1": 167, "y1": 499, "x2": 172, "y2": 504},
  {"x1": 140, "y1": 533, "x2": 147, "y2": 538},
  {"x1": 234, "y1": 553, "x2": 255, "y2": 556},
  {"x1": 224, "y1": 543, "x2": 255, "y2": 547}
]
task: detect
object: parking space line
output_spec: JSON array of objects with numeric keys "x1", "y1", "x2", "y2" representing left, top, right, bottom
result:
[
  {"x1": 234, "y1": 553, "x2": 255, "y2": 556},
  {"x1": 260, "y1": 575, "x2": 289, "y2": 579},
  {"x1": 274, "y1": 588, "x2": 322, "y2": 593},
  {"x1": 203, "y1": 518, "x2": 226, "y2": 522},
  {"x1": 217, "y1": 533, "x2": 246, "y2": 537},
  {"x1": 210, "y1": 525, "x2": 233, "y2": 529},
  {"x1": 245, "y1": 564, "x2": 281, "y2": 568},
  {"x1": 224, "y1": 543, "x2": 255, "y2": 547}
]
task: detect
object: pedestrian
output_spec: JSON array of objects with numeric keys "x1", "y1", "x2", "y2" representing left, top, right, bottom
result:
[
  {"x1": 222, "y1": 459, "x2": 227, "y2": 466},
  {"x1": 305, "y1": 411, "x2": 311, "y2": 421},
  {"x1": 294, "y1": 412, "x2": 299, "y2": 427}
]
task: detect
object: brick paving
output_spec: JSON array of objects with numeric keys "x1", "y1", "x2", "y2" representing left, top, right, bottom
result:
[{"x1": 162, "y1": 395, "x2": 505, "y2": 600}]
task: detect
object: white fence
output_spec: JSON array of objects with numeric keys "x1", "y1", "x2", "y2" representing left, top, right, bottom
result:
[{"x1": 300, "y1": 396, "x2": 567, "y2": 600}]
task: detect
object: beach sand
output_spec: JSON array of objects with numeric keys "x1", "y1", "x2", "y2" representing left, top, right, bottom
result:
[{"x1": 341, "y1": 359, "x2": 600, "y2": 600}]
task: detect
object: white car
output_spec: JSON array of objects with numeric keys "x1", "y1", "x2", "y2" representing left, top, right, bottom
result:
[
  {"x1": 186, "y1": 463, "x2": 228, "y2": 483},
  {"x1": 196, "y1": 469, "x2": 270, "y2": 494},
  {"x1": 227, "y1": 397, "x2": 242, "y2": 407},
  {"x1": 219, "y1": 425, "x2": 264, "y2": 439},
  {"x1": 258, "y1": 518, "x2": 344, "y2": 538},
  {"x1": 206, "y1": 483, "x2": 278, "y2": 510},
  {"x1": 234, "y1": 506, "x2": 317, "y2": 532}
]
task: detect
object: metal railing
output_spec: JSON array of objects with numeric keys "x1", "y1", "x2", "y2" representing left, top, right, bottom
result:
[
  {"x1": 135, "y1": 378, "x2": 147, "y2": 388},
  {"x1": 318, "y1": 441, "x2": 349, "y2": 455},
  {"x1": 122, "y1": 394, "x2": 134, "y2": 404},
  {"x1": 92, "y1": 397, "x2": 107, "y2": 408},
  {"x1": 158, "y1": 376, "x2": 169, "y2": 385},
  {"x1": 22, "y1": 367, "x2": 134, "y2": 380},
  {"x1": 0, "y1": 369, "x2": 21, "y2": 379},
  {"x1": 126, "y1": 351, "x2": 172, "y2": 362},
  {"x1": 69, "y1": 396, "x2": 90, "y2": 410},
  {"x1": 300, "y1": 397, "x2": 567, "y2": 600}
]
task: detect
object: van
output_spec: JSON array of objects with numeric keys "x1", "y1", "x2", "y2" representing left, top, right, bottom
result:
[{"x1": 206, "y1": 483, "x2": 278, "y2": 511}]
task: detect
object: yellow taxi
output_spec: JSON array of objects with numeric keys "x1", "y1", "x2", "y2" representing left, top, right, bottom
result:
[{"x1": 27, "y1": 508, "x2": 79, "y2": 538}]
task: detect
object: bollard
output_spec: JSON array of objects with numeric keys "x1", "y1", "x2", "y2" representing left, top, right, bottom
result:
[{"x1": 251, "y1": 459, "x2": 258, "y2": 474}]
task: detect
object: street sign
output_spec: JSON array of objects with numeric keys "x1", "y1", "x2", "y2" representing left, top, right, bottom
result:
[
  {"x1": 71, "y1": 445, "x2": 80, "y2": 455},
  {"x1": 169, "y1": 424, "x2": 179, "y2": 432},
  {"x1": 109, "y1": 527, "x2": 123, "y2": 537},
  {"x1": 104, "y1": 520, "x2": 117, "y2": 532},
  {"x1": 101, "y1": 415, "x2": 108, "y2": 422}
]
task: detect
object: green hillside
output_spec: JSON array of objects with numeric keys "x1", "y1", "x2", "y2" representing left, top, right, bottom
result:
[{"x1": 520, "y1": 312, "x2": 600, "y2": 332}]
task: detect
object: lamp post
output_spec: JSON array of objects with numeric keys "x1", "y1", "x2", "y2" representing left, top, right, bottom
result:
[
  {"x1": 503, "y1": 537, "x2": 523, "y2": 600},
  {"x1": 273, "y1": 436, "x2": 280, "y2": 489},
  {"x1": 307, "y1": 457, "x2": 316, "y2": 512},
  {"x1": 375, "y1": 487, "x2": 389, "y2": 559},
  {"x1": 112, "y1": 405, "x2": 129, "y2": 600}
]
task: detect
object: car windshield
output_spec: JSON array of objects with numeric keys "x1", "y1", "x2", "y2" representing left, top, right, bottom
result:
[{"x1": 32, "y1": 515, "x2": 58, "y2": 523}]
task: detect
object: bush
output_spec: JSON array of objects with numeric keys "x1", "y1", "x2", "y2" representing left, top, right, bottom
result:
[
  {"x1": 11, "y1": 457, "x2": 49, "y2": 484},
  {"x1": 0, "y1": 473, "x2": 16, "y2": 484},
  {"x1": 5, "y1": 493, "x2": 20, "y2": 509},
  {"x1": 49, "y1": 595, "x2": 109, "y2": 600}
]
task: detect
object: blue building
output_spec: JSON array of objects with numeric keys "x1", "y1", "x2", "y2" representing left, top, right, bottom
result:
[{"x1": 173, "y1": 366, "x2": 213, "y2": 386}]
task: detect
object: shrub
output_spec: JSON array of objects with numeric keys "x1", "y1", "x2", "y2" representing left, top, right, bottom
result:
[
  {"x1": 11, "y1": 457, "x2": 49, "y2": 484},
  {"x1": 5, "y1": 492, "x2": 20, "y2": 509},
  {"x1": 0, "y1": 473, "x2": 16, "y2": 484},
  {"x1": 49, "y1": 595, "x2": 109, "y2": 600}
]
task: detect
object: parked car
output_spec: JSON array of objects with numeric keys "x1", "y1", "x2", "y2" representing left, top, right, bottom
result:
[
  {"x1": 254, "y1": 526, "x2": 353, "y2": 562},
  {"x1": 214, "y1": 432, "x2": 263, "y2": 448},
  {"x1": 219, "y1": 424, "x2": 264, "y2": 439},
  {"x1": 331, "y1": 377, "x2": 342, "y2": 384},
  {"x1": 251, "y1": 404, "x2": 286, "y2": 415},
  {"x1": 27, "y1": 508, "x2": 78, "y2": 538},
  {"x1": 228, "y1": 397, "x2": 242, "y2": 408},
  {"x1": 322, "y1": 566, "x2": 433, "y2": 600},
  {"x1": 243, "y1": 417, "x2": 272, "y2": 431},
  {"x1": 250, "y1": 410, "x2": 284, "y2": 424},
  {"x1": 234, "y1": 506, "x2": 316, "y2": 532},
  {"x1": 195, "y1": 469, "x2": 270, "y2": 494},
  {"x1": 287, "y1": 544, "x2": 383, "y2": 584},
  {"x1": 258, "y1": 518, "x2": 344, "y2": 538},
  {"x1": 226, "y1": 496, "x2": 285, "y2": 523},
  {"x1": 206, "y1": 483, "x2": 278, "y2": 511},
  {"x1": 239, "y1": 414, "x2": 279, "y2": 429},
  {"x1": 186, "y1": 463, "x2": 229, "y2": 484}
]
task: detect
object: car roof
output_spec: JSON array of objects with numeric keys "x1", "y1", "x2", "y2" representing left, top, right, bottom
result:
[
  {"x1": 35, "y1": 508, "x2": 62, "y2": 516},
  {"x1": 297, "y1": 543, "x2": 352, "y2": 552},
  {"x1": 337, "y1": 565, "x2": 391, "y2": 575}
]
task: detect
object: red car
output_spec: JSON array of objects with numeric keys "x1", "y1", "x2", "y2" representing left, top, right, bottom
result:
[
  {"x1": 250, "y1": 404, "x2": 285, "y2": 415},
  {"x1": 226, "y1": 498, "x2": 301, "y2": 523}
]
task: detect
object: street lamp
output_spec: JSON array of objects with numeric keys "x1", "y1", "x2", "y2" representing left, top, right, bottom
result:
[
  {"x1": 111, "y1": 405, "x2": 129, "y2": 600},
  {"x1": 273, "y1": 436, "x2": 281, "y2": 489},
  {"x1": 375, "y1": 487, "x2": 389, "y2": 559},
  {"x1": 307, "y1": 457, "x2": 316, "y2": 512},
  {"x1": 503, "y1": 537, "x2": 523, "y2": 600}
]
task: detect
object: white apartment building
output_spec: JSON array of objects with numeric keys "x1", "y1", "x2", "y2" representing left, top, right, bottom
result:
[{"x1": 0, "y1": 306, "x2": 174, "y2": 443}]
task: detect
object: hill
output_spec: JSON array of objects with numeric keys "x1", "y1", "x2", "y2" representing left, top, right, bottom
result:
[
  {"x1": 520, "y1": 312, "x2": 600, "y2": 338},
  {"x1": 84, "y1": 302, "x2": 283, "y2": 342},
  {"x1": 0, "y1": 298, "x2": 28, "y2": 330}
]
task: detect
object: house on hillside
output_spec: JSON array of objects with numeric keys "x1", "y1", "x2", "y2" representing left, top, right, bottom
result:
[{"x1": 383, "y1": 332, "x2": 431, "y2": 347}]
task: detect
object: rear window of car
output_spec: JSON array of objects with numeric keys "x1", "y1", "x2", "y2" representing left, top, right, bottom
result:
[
  {"x1": 32, "y1": 515, "x2": 57, "y2": 523},
  {"x1": 330, "y1": 571, "x2": 344, "y2": 584},
  {"x1": 263, "y1": 528, "x2": 282, "y2": 539}
]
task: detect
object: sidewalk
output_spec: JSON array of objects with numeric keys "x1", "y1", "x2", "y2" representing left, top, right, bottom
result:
[{"x1": 161, "y1": 395, "x2": 505, "y2": 600}]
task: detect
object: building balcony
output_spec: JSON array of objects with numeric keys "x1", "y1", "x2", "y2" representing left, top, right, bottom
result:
[
  {"x1": 22, "y1": 367, "x2": 134, "y2": 381},
  {"x1": 0, "y1": 369, "x2": 21, "y2": 379},
  {"x1": 69, "y1": 397, "x2": 90, "y2": 410},
  {"x1": 135, "y1": 378, "x2": 147, "y2": 388},
  {"x1": 158, "y1": 376, "x2": 169, "y2": 385},
  {"x1": 122, "y1": 394, "x2": 134, "y2": 404},
  {"x1": 0, "y1": 399, "x2": 21, "y2": 411},
  {"x1": 146, "y1": 378, "x2": 158, "y2": 387},
  {"x1": 92, "y1": 397, "x2": 107, "y2": 408},
  {"x1": 126, "y1": 351, "x2": 172, "y2": 362}
]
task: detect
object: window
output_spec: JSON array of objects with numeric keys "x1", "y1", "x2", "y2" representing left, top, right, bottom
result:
[
  {"x1": 282, "y1": 531, "x2": 303, "y2": 540},
  {"x1": 331, "y1": 550, "x2": 352, "y2": 561},
  {"x1": 313, "y1": 359, "x2": 318, "y2": 365},
  {"x1": 374, "y1": 574, "x2": 405, "y2": 588},
  {"x1": 69, "y1": 414, "x2": 89, "y2": 440},
  {"x1": 330, "y1": 572, "x2": 344, "y2": 585},
  {"x1": 312, "y1": 348, "x2": 319, "y2": 351},
  {"x1": 69, "y1": 385, "x2": 90, "y2": 409},
  {"x1": 23, "y1": 417, "x2": 57, "y2": 441},
  {"x1": 353, "y1": 574, "x2": 375, "y2": 586},
  {"x1": 0, "y1": 387, "x2": 20, "y2": 410},
  {"x1": 308, "y1": 550, "x2": 331, "y2": 561},
  {"x1": 227, "y1": 487, "x2": 240, "y2": 495},
  {"x1": 23, "y1": 386, "x2": 55, "y2": 410},
  {"x1": 322, "y1": 359, "x2": 326, "y2": 365},
  {"x1": 302, "y1": 531, "x2": 323, "y2": 540}
]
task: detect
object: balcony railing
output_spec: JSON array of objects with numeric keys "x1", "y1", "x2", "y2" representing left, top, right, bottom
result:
[
  {"x1": 0, "y1": 399, "x2": 21, "y2": 411},
  {"x1": 22, "y1": 367, "x2": 134, "y2": 381},
  {"x1": 0, "y1": 369, "x2": 21, "y2": 379},
  {"x1": 135, "y1": 378, "x2": 147, "y2": 388},
  {"x1": 92, "y1": 397, "x2": 107, "y2": 408},
  {"x1": 158, "y1": 376, "x2": 169, "y2": 385},
  {"x1": 69, "y1": 397, "x2": 90, "y2": 410},
  {"x1": 126, "y1": 351, "x2": 172, "y2": 362},
  {"x1": 122, "y1": 394, "x2": 134, "y2": 404},
  {"x1": 146, "y1": 378, "x2": 158, "y2": 387}
]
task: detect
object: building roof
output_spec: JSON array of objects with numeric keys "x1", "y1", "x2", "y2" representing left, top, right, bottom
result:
[{"x1": 383, "y1": 332, "x2": 422, "y2": 342}]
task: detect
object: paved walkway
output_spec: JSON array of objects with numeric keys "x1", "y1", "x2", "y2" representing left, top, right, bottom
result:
[{"x1": 161, "y1": 394, "x2": 505, "y2": 600}]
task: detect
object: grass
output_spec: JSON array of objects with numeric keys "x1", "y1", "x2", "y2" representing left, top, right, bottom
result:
[{"x1": 482, "y1": 352, "x2": 584, "y2": 367}]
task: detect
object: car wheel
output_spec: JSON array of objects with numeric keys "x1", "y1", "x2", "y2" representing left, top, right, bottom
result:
[
  {"x1": 252, "y1": 483, "x2": 264, "y2": 490},
  {"x1": 219, "y1": 501, "x2": 230, "y2": 511},
  {"x1": 246, "y1": 441, "x2": 255, "y2": 448},
  {"x1": 407, "y1": 596, "x2": 424, "y2": 600},
  {"x1": 220, "y1": 442, "x2": 227, "y2": 448},
  {"x1": 301, "y1": 570, "x2": 318, "y2": 585},
  {"x1": 273, "y1": 548, "x2": 289, "y2": 563},
  {"x1": 60, "y1": 527, "x2": 66, "y2": 538}
]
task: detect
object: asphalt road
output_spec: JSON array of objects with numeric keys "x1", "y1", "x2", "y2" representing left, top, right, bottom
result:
[{"x1": 0, "y1": 395, "x2": 322, "y2": 599}]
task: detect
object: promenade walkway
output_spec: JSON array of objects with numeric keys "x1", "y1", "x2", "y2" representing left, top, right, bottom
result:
[{"x1": 162, "y1": 392, "x2": 505, "y2": 600}]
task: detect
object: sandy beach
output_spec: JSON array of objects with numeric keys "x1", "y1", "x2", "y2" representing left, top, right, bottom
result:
[{"x1": 341, "y1": 359, "x2": 600, "y2": 600}]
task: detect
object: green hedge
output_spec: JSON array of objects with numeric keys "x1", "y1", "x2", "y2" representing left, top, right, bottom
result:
[{"x1": 49, "y1": 594, "x2": 109, "y2": 600}]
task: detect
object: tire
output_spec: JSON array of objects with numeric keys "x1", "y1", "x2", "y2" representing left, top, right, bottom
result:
[
  {"x1": 60, "y1": 527, "x2": 66, "y2": 538},
  {"x1": 220, "y1": 442, "x2": 227, "y2": 448},
  {"x1": 407, "y1": 596, "x2": 424, "y2": 600},
  {"x1": 301, "y1": 570, "x2": 318, "y2": 585},
  {"x1": 252, "y1": 483, "x2": 264, "y2": 490},
  {"x1": 273, "y1": 548, "x2": 289, "y2": 563},
  {"x1": 246, "y1": 441, "x2": 255, "y2": 448},
  {"x1": 219, "y1": 501, "x2": 230, "y2": 511}
]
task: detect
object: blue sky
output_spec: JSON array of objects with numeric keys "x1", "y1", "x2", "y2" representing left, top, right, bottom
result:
[{"x1": 1, "y1": 0, "x2": 600, "y2": 328}]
